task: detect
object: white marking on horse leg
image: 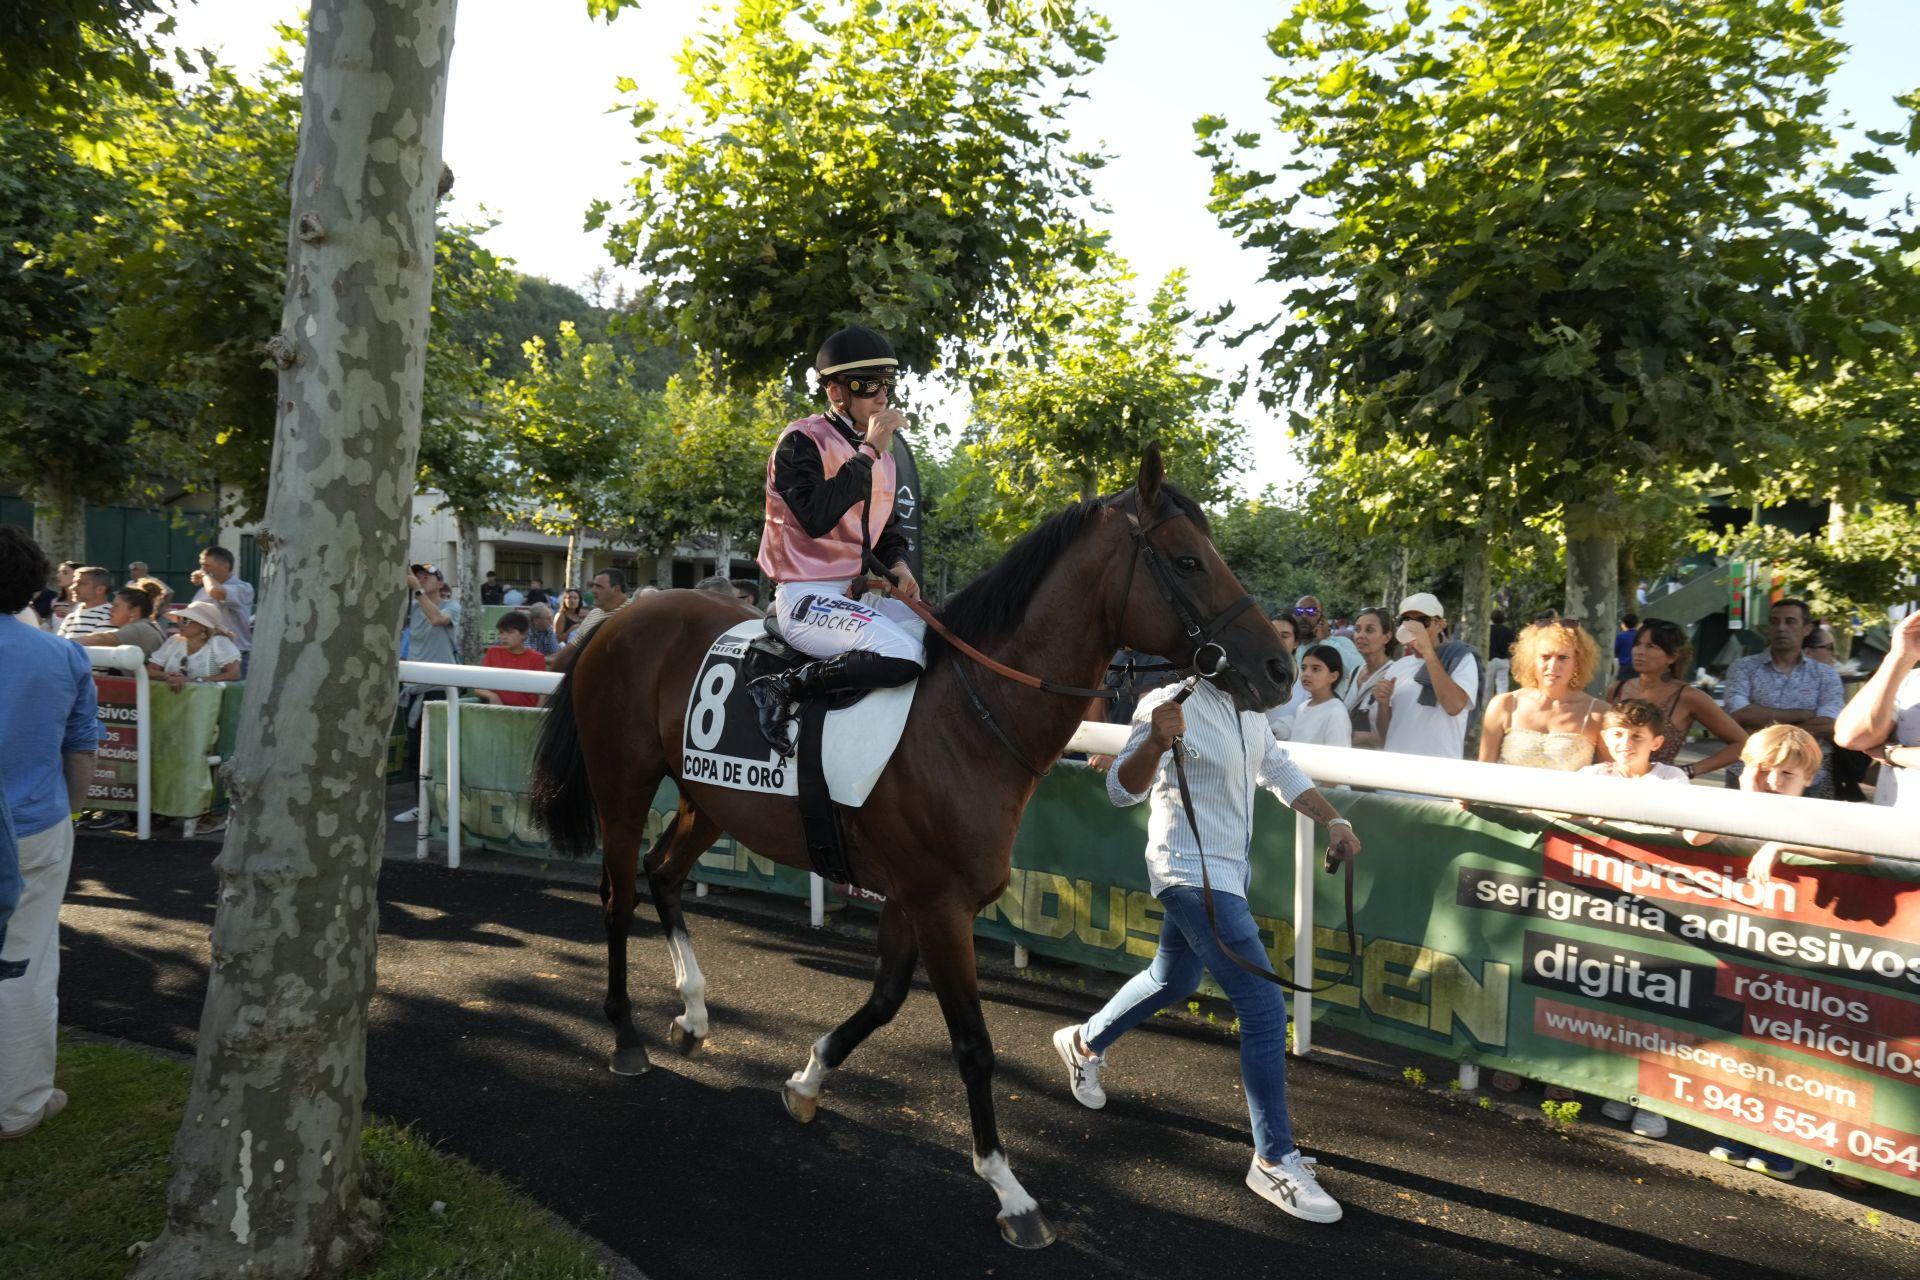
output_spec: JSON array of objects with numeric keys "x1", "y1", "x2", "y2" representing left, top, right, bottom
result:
[
  {"x1": 666, "y1": 928, "x2": 708, "y2": 1038},
  {"x1": 786, "y1": 1034, "x2": 832, "y2": 1098},
  {"x1": 973, "y1": 1150, "x2": 1040, "y2": 1218}
]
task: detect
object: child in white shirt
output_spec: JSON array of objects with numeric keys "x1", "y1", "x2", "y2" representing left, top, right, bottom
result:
[
  {"x1": 1580, "y1": 699, "x2": 1689, "y2": 783},
  {"x1": 1288, "y1": 645, "x2": 1353, "y2": 749}
]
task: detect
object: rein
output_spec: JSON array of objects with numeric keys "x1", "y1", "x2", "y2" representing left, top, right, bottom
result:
[
  {"x1": 1166, "y1": 679, "x2": 1360, "y2": 996},
  {"x1": 863, "y1": 559, "x2": 1116, "y2": 702}
]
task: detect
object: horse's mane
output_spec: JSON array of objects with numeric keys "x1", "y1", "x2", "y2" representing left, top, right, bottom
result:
[{"x1": 931, "y1": 483, "x2": 1211, "y2": 656}]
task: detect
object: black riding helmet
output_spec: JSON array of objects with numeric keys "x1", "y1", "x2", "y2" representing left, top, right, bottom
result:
[{"x1": 814, "y1": 325, "x2": 898, "y2": 389}]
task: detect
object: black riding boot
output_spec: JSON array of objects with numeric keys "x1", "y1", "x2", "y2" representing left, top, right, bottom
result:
[{"x1": 750, "y1": 651, "x2": 922, "y2": 757}]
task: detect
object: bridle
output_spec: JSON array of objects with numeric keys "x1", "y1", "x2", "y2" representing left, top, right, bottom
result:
[
  {"x1": 869, "y1": 491, "x2": 1264, "y2": 777},
  {"x1": 1110, "y1": 495, "x2": 1260, "y2": 687},
  {"x1": 883, "y1": 496, "x2": 1358, "y2": 990}
]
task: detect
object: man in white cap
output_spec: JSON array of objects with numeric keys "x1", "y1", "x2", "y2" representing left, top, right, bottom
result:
[{"x1": 1372, "y1": 592, "x2": 1479, "y2": 760}]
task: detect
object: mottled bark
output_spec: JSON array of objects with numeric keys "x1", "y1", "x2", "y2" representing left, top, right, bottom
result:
[
  {"x1": 456, "y1": 514, "x2": 482, "y2": 662},
  {"x1": 564, "y1": 523, "x2": 584, "y2": 589},
  {"x1": 31, "y1": 487, "x2": 86, "y2": 568},
  {"x1": 1457, "y1": 521, "x2": 1493, "y2": 658},
  {"x1": 133, "y1": 4, "x2": 457, "y2": 1277},
  {"x1": 1827, "y1": 500, "x2": 1854, "y2": 662},
  {"x1": 1386, "y1": 544, "x2": 1409, "y2": 612},
  {"x1": 1564, "y1": 501, "x2": 1621, "y2": 695}
]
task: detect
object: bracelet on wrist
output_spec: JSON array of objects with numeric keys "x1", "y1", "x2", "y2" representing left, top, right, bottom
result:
[{"x1": 1328, "y1": 817, "x2": 1353, "y2": 829}]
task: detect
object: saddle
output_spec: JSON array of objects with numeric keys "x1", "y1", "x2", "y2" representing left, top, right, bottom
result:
[{"x1": 741, "y1": 615, "x2": 870, "y2": 889}]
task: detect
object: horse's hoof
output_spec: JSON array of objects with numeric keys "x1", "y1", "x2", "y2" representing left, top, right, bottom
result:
[
  {"x1": 668, "y1": 1020, "x2": 705, "y2": 1056},
  {"x1": 781, "y1": 1083, "x2": 819, "y2": 1124},
  {"x1": 609, "y1": 1046, "x2": 652, "y2": 1076},
  {"x1": 997, "y1": 1208, "x2": 1057, "y2": 1250}
]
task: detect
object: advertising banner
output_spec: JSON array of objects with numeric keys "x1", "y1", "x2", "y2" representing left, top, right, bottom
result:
[
  {"x1": 425, "y1": 705, "x2": 1920, "y2": 1192},
  {"x1": 87, "y1": 675, "x2": 141, "y2": 812}
]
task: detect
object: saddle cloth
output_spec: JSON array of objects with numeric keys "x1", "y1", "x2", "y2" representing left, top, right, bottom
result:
[{"x1": 679, "y1": 620, "x2": 916, "y2": 806}]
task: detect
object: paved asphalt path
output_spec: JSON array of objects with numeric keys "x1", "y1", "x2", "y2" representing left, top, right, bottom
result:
[{"x1": 57, "y1": 834, "x2": 1920, "y2": 1280}]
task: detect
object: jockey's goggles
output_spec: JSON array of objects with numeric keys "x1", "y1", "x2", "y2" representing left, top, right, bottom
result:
[{"x1": 837, "y1": 372, "x2": 896, "y2": 398}]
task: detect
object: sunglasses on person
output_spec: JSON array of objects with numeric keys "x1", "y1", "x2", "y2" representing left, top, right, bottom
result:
[
  {"x1": 1398, "y1": 612, "x2": 1433, "y2": 626},
  {"x1": 838, "y1": 373, "x2": 896, "y2": 397},
  {"x1": 1805, "y1": 641, "x2": 1834, "y2": 651},
  {"x1": 1293, "y1": 606, "x2": 1320, "y2": 617}
]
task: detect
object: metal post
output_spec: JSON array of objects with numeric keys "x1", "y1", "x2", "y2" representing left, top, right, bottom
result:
[
  {"x1": 809, "y1": 873, "x2": 824, "y2": 928},
  {"x1": 133, "y1": 660, "x2": 151, "y2": 841},
  {"x1": 1013, "y1": 945, "x2": 1030, "y2": 970},
  {"x1": 1291, "y1": 810, "x2": 1315, "y2": 1056},
  {"x1": 414, "y1": 694, "x2": 430, "y2": 867},
  {"x1": 1458, "y1": 1064, "x2": 1479, "y2": 1091},
  {"x1": 446, "y1": 686, "x2": 462, "y2": 870},
  {"x1": 695, "y1": 882, "x2": 708, "y2": 899}
]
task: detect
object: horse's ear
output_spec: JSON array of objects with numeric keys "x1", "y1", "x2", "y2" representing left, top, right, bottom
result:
[{"x1": 1136, "y1": 442, "x2": 1164, "y2": 515}]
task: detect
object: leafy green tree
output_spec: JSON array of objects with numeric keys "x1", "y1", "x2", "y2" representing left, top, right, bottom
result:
[
  {"x1": 961, "y1": 262, "x2": 1245, "y2": 542},
  {"x1": 622, "y1": 356, "x2": 806, "y2": 565},
  {"x1": 130, "y1": 2, "x2": 457, "y2": 1274},
  {"x1": 595, "y1": 0, "x2": 1111, "y2": 384},
  {"x1": 0, "y1": 115, "x2": 183, "y2": 562},
  {"x1": 0, "y1": 1, "x2": 174, "y2": 125},
  {"x1": 52, "y1": 45, "x2": 304, "y2": 525},
  {"x1": 492, "y1": 322, "x2": 658, "y2": 586},
  {"x1": 1205, "y1": 0, "x2": 1915, "y2": 688},
  {"x1": 417, "y1": 221, "x2": 522, "y2": 657}
]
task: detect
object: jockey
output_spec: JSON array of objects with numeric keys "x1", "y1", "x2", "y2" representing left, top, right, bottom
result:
[{"x1": 751, "y1": 324, "x2": 927, "y2": 753}]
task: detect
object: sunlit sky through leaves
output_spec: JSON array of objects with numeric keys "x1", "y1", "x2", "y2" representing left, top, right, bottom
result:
[{"x1": 161, "y1": 0, "x2": 1920, "y2": 498}]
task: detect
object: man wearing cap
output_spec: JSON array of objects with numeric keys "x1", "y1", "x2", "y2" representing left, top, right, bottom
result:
[
  {"x1": 751, "y1": 325, "x2": 926, "y2": 753},
  {"x1": 1373, "y1": 592, "x2": 1480, "y2": 760}
]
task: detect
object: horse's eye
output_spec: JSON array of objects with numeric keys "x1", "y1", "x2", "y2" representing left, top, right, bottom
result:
[{"x1": 1176, "y1": 556, "x2": 1202, "y2": 573}]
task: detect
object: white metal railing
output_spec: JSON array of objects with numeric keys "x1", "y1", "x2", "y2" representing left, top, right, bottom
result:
[
  {"x1": 82, "y1": 645, "x2": 152, "y2": 840},
  {"x1": 1065, "y1": 720, "x2": 1917, "y2": 1057},
  {"x1": 401, "y1": 659, "x2": 1918, "y2": 1053}
]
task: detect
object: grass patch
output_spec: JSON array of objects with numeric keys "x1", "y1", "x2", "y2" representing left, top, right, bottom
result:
[{"x1": 0, "y1": 1036, "x2": 610, "y2": 1280}]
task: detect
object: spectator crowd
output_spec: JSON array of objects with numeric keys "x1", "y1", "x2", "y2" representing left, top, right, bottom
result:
[{"x1": 3, "y1": 516, "x2": 1913, "y2": 1198}]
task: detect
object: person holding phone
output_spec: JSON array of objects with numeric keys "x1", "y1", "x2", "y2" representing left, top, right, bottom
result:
[{"x1": 1376, "y1": 592, "x2": 1479, "y2": 760}]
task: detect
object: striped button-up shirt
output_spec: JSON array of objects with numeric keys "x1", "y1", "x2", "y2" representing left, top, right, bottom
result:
[{"x1": 1108, "y1": 679, "x2": 1317, "y2": 899}]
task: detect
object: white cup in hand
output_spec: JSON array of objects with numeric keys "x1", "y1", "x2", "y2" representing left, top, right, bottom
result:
[{"x1": 1396, "y1": 622, "x2": 1421, "y2": 647}]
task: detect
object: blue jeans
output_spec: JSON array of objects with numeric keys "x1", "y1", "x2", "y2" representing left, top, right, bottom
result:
[{"x1": 1082, "y1": 884, "x2": 1294, "y2": 1159}]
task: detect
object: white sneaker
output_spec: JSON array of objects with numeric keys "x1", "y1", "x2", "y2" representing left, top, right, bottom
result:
[
  {"x1": 1601, "y1": 1100, "x2": 1632, "y2": 1123},
  {"x1": 1052, "y1": 1025, "x2": 1106, "y2": 1110},
  {"x1": 1246, "y1": 1150, "x2": 1342, "y2": 1223},
  {"x1": 393, "y1": 807, "x2": 420, "y2": 823},
  {"x1": 1, "y1": 1088, "x2": 67, "y2": 1140},
  {"x1": 1629, "y1": 1108, "x2": 1668, "y2": 1138}
]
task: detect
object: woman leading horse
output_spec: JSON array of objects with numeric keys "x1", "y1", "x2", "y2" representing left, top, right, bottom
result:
[{"x1": 530, "y1": 362, "x2": 1292, "y2": 1250}]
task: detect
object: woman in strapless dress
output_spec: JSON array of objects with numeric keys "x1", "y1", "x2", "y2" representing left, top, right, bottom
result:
[
  {"x1": 1477, "y1": 618, "x2": 1605, "y2": 1099},
  {"x1": 1478, "y1": 619, "x2": 1606, "y2": 771}
]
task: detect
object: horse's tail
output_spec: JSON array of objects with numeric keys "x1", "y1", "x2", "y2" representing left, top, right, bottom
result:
[{"x1": 529, "y1": 629, "x2": 600, "y2": 858}]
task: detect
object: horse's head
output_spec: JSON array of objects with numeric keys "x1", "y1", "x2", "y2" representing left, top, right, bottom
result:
[{"x1": 1105, "y1": 445, "x2": 1293, "y2": 712}]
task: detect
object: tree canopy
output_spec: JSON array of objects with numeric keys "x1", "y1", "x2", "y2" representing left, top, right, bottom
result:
[
  {"x1": 957, "y1": 257, "x2": 1245, "y2": 543},
  {"x1": 1202, "y1": 0, "x2": 1920, "y2": 664},
  {"x1": 594, "y1": 0, "x2": 1111, "y2": 384}
]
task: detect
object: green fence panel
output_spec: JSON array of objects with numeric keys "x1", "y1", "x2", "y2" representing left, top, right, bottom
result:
[
  {"x1": 148, "y1": 683, "x2": 227, "y2": 817},
  {"x1": 421, "y1": 704, "x2": 1920, "y2": 1194}
]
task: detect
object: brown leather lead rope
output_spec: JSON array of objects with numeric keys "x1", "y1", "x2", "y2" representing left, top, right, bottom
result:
[
  {"x1": 1167, "y1": 680, "x2": 1359, "y2": 996},
  {"x1": 860, "y1": 557, "x2": 1115, "y2": 701}
]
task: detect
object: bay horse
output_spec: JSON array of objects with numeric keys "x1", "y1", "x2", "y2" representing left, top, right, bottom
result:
[{"x1": 528, "y1": 446, "x2": 1291, "y2": 1248}]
